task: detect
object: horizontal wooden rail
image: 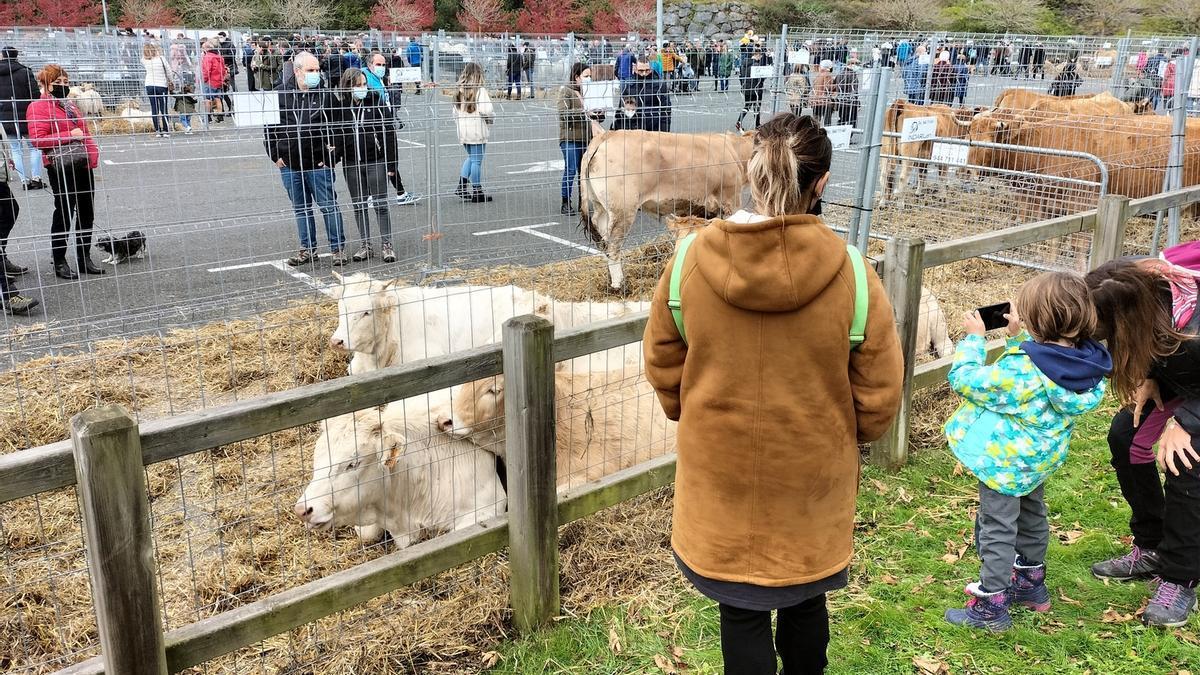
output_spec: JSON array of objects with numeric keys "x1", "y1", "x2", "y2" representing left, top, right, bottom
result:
[
  {"x1": 1128, "y1": 184, "x2": 1200, "y2": 218},
  {"x1": 922, "y1": 211, "x2": 1096, "y2": 268},
  {"x1": 911, "y1": 339, "x2": 1008, "y2": 392},
  {"x1": 54, "y1": 452, "x2": 677, "y2": 675},
  {"x1": 0, "y1": 313, "x2": 650, "y2": 506}
]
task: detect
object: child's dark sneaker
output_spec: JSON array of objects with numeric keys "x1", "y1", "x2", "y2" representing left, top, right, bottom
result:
[
  {"x1": 945, "y1": 582, "x2": 1012, "y2": 632},
  {"x1": 1091, "y1": 545, "x2": 1161, "y2": 581},
  {"x1": 1010, "y1": 556, "x2": 1051, "y2": 612},
  {"x1": 1143, "y1": 577, "x2": 1197, "y2": 628}
]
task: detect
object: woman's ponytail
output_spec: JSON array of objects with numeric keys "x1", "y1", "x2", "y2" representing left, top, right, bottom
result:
[{"x1": 746, "y1": 113, "x2": 832, "y2": 218}]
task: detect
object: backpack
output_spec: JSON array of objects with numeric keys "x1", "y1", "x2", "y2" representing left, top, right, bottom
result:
[{"x1": 668, "y1": 231, "x2": 869, "y2": 349}]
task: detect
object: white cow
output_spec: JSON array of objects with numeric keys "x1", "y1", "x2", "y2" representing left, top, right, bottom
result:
[
  {"x1": 329, "y1": 272, "x2": 649, "y2": 376},
  {"x1": 436, "y1": 369, "x2": 676, "y2": 488},
  {"x1": 294, "y1": 406, "x2": 506, "y2": 547}
]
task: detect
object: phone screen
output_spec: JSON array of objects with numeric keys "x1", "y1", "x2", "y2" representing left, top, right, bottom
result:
[{"x1": 977, "y1": 302, "x2": 1012, "y2": 332}]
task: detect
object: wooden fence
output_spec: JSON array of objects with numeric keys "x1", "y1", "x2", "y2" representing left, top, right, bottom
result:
[{"x1": 1, "y1": 183, "x2": 1198, "y2": 673}]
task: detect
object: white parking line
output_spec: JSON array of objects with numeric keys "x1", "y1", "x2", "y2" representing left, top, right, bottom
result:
[
  {"x1": 206, "y1": 259, "x2": 275, "y2": 272},
  {"x1": 208, "y1": 255, "x2": 335, "y2": 297},
  {"x1": 524, "y1": 229, "x2": 602, "y2": 255},
  {"x1": 103, "y1": 153, "x2": 262, "y2": 166},
  {"x1": 505, "y1": 160, "x2": 564, "y2": 174},
  {"x1": 473, "y1": 222, "x2": 553, "y2": 236}
]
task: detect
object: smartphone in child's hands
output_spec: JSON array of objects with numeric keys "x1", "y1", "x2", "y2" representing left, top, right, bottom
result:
[{"x1": 977, "y1": 302, "x2": 1012, "y2": 332}]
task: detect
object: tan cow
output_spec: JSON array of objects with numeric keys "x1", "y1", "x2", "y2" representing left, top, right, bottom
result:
[
  {"x1": 879, "y1": 99, "x2": 977, "y2": 204},
  {"x1": 580, "y1": 130, "x2": 755, "y2": 292},
  {"x1": 992, "y1": 88, "x2": 1143, "y2": 115}
]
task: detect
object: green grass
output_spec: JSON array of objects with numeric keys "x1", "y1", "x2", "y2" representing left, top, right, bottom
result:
[{"x1": 489, "y1": 404, "x2": 1200, "y2": 674}]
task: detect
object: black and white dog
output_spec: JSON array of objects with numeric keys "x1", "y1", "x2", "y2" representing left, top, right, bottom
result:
[{"x1": 96, "y1": 231, "x2": 147, "y2": 265}]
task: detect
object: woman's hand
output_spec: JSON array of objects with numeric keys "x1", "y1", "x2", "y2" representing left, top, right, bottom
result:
[
  {"x1": 1132, "y1": 379, "x2": 1164, "y2": 427},
  {"x1": 1003, "y1": 302, "x2": 1021, "y2": 337},
  {"x1": 70, "y1": 127, "x2": 85, "y2": 138},
  {"x1": 963, "y1": 310, "x2": 985, "y2": 337},
  {"x1": 1157, "y1": 421, "x2": 1200, "y2": 476}
]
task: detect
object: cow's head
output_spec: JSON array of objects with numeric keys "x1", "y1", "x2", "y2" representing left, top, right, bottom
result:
[
  {"x1": 294, "y1": 410, "x2": 403, "y2": 531},
  {"x1": 329, "y1": 271, "x2": 400, "y2": 355},
  {"x1": 436, "y1": 376, "x2": 506, "y2": 454},
  {"x1": 965, "y1": 110, "x2": 1022, "y2": 176}
]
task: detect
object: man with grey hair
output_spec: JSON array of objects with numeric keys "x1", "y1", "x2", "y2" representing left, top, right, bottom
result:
[{"x1": 264, "y1": 52, "x2": 347, "y2": 267}]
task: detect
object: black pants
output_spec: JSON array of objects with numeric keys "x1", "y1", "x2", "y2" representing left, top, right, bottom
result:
[
  {"x1": 47, "y1": 160, "x2": 96, "y2": 264},
  {"x1": 0, "y1": 181, "x2": 16, "y2": 299},
  {"x1": 1109, "y1": 407, "x2": 1200, "y2": 585},
  {"x1": 719, "y1": 595, "x2": 829, "y2": 675}
]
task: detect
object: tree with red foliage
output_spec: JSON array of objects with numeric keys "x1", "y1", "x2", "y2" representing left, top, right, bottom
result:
[
  {"x1": 118, "y1": 0, "x2": 182, "y2": 27},
  {"x1": 368, "y1": 0, "x2": 434, "y2": 31},
  {"x1": 515, "y1": 0, "x2": 586, "y2": 34},
  {"x1": 456, "y1": 0, "x2": 508, "y2": 33},
  {"x1": 1, "y1": 0, "x2": 104, "y2": 27},
  {"x1": 589, "y1": 0, "x2": 655, "y2": 34}
]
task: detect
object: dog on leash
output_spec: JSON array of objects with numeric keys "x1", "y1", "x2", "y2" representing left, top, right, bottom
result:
[{"x1": 96, "y1": 231, "x2": 147, "y2": 264}]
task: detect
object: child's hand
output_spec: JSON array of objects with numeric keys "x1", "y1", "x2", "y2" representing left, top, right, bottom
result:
[
  {"x1": 1003, "y1": 301, "x2": 1021, "y2": 337},
  {"x1": 963, "y1": 310, "x2": 986, "y2": 336}
]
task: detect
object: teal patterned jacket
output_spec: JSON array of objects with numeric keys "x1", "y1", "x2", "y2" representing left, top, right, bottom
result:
[{"x1": 944, "y1": 333, "x2": 1107, "y2": 497}]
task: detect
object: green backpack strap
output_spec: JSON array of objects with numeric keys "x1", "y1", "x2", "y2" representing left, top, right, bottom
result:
[
  {"x1": 668, "y1": 233, "x2": 868, "y2": 350},
  {"x1": 668, "y1": 232, "x2": 699, "y2": 344},
  {"x1": 846, "y1": 244, "x2": 868, "y2": 350}
]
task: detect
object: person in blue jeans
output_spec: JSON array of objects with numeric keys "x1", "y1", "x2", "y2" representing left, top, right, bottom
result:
[
  {"x1": 452, "y1": 63, "x2": 494, "y2": 203},
  {"x1": 557, "y1": 63, "x2": 603, "y2": 216},
  {"x1": 263, "y1": 52, "x2": 347, "y2": 266}
]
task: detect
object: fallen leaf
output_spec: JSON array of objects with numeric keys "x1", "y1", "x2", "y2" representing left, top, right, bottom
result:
[
  {"x1": 1057, "y1": 529, "x2": 1086, "y2": 545},
  {"x1": 656, "y1": 630, "x2": 671, "y2": 639},
  {"x1": 480, "y1": 651, "x2": 501, "y2": 668},
  {"x1": 870, "y1": 478, "x2": 889, "y2": 494},
  {"x1": 1101, "y1": 608, "x2": 1135, "y2": 623},
  {"x1": 897, "y1": 486, "x2": 913, "y2": 503},
  {"x1": 1178, "y1": 631, "x2": 1200, "y2": 646},
  {"x1": 1176, "y1": 670, "x2": 1191, "y2": 675},
  {"x1": 672, "y1": 645, "x2": 684, "y2": 660},
  {"x1": 608, "y1": 626, "x2": 622, "y2": 655},
  {"x1": 952, "y1": 462, "x2": 965, "y2": 477},
  {"x1": 913, "y1": 655, "x2": 950, "y2": 674},
  {"x1": 654, "y1": 654, "x2": 678, "y2": 673},
  {"x1": 1058, "y1": 589, "x2": 1083, "y2": 606},
  {"x1": 941, "y1": 553, "x2": 962, "y2": 564},
  {"x1": 881, "y1": 574, "x2": 900, "y2": 585}
]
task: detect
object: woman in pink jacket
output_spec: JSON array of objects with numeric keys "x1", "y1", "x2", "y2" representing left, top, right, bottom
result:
[
  {"x1": 26, "y1": 64, "x2": 104, "y2": 280},
  {"x1": 200, "y1": 40, "x2": 228, "y2": 129}
]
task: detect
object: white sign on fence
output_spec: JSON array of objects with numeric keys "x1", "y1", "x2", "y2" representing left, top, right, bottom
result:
[
  {"x1": 235, "y1": 92, "x2": 280, "y2": 128},
  {"x1": 900, "y1": 116, "x2": 938, "y2": 143},
  {"x1": 1191, "y1": 61, "x2": 1200, "y2": 98},
  {"x1": 582, "y1": 80, "x2": 617, "y2": 111},
  {"x1": 825, "y1": 124, "x2": 852, "y2": 151},
  {"x1": 750, "y1": 65, "x2": 776, "y2": 79},
  {"x1": 1094, "y1": 56, "x2": 1113, "y2": 66},
  {"x1": 788, "y1": 49, "x2": 810, "y2": 65},
  {"x1": 930, "y1": 142, "x2": 969, "y2": 166},
  {"x1": 389, "y1": 67, "x2": 422, "y2": 83}
]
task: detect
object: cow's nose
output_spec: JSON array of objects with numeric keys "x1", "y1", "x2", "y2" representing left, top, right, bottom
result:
[
  {"x1": 329, "y1": 337, "x2": 345, "y2": 349},
  {"x1": 294, "y1": 502, "x2": 313, "y2": 520},
  {"x1": 436, "y1": 415, "x2": 453, "y2": 432}
]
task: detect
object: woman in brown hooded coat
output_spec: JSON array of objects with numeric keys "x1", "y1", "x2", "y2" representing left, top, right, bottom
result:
[{"x1": 644, "y1": 113, "x2": 904, "y2": 674}]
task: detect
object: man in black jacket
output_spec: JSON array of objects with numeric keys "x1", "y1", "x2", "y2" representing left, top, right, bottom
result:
[
  {"x1": 0, "y1": 47, "x2": 44, "y2": 190},
  {"x1": 264, "y1": 52, "x2": 347, "y2": 267},
  {"x1": 620, "y1": 59, "x2": 671, "y2": 132},
  {"x1": 0, "y1": 180, "x2": 37, "y2": 315}
]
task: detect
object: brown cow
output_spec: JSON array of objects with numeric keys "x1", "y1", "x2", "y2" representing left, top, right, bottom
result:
[
  {"x1": 992, "y1": 88, "x2": 1143, "y2": 115},
  {"x1": 879, "y1": 99, "x2": 977, "y2": 204},
  {"x1": 580, "y1": 130, "x2": 755, "y2": 291}
]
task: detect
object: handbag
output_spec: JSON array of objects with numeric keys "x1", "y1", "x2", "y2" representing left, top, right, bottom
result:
[{"x1": 48, "y1": 102, "x2": 90, "y2": 170}]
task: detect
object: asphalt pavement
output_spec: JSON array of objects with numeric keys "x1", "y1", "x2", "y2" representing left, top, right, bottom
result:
[{"x1": 0, "y1": 69, "x2": 1111, "y2": 360}]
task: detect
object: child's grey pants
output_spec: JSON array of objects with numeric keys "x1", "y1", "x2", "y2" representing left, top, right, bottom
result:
[{"x1": 975, "y1": 481, "x2": 1049, "y2": 593}]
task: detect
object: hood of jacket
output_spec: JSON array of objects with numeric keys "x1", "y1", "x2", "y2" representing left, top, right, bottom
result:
[
  {"x1": 1020, "y1": 338, "x2": 1112, "y2": 412},
  {"x1": 0, "y1": 59, "x2": 22, "y2": 80},
  {"x1": 691, "y1": 212, "x2": 848, "y2": 314}
]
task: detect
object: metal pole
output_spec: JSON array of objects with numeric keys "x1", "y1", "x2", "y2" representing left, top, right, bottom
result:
[
  {"x1": 1110, "y1": 36, "x2": 1129, "y2": 97},
  {"x1": 770, "y1": 24, "x2": 788, "y2": 116},
  {"x1": 426, "y1": 33, "x2": 443, "y2": 273},
  {"x1": 100, "y1": 0, "x2": 110, "y2": 34},
  {"x1": 923, "y1": 37, "x2": 935, "y2": 105},
  {"x1": 566, "y1": 32, "x2": 576, "y2": 77},
  {"x1": 1166, "y1": 37, "x2": 1198, "y2": 247},
  {"x1": 656, "y1": 0, "x2": 664, "y2": 50},
  {"x1": 851, "y1": 67, "x2": 893, "y2": 252}
]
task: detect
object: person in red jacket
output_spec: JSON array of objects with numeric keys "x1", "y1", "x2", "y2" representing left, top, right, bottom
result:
[
  {"x1": 200, "y1": 40, "x2": 228, "y2": 130},
  {"x1": 26, "y1": 63, "x2": 104, "y2": 280}
]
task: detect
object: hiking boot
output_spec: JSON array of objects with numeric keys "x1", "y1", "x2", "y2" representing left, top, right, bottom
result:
[
  {"x1": 561, "y1": 197, "x2": 578, "y2": 216},
  {"x1": 1010, "y1": 556, "x2": 1051, "y2": 612},
  {"x1": 1092, "y1": 545, "x2": 1162, "y2": 582},
  {"x1": 944, "y1": 582, "x2": 1012, "y2": 632},
  {"x1": 286, "y1": 249, "x2": 317, "y2": 267},
  {"x1": 329, "y1": 250, "x2": 348, "y2": 266},
  {"x1": 1143, "y1": 577, "x2": 1198, "y2": 628},
  {"x1": 381, "y1": 243, "x2": 396, "y2": 263},
  {"x1": 469, "y1": 186, "x2": 493, "y2": 203},
  {"x1": 3, "y1": 293, "x2": 39, "y2": 315},
  {"x1": 3, "y1": 257, "x2": 27, "y2": 276},
  {"x1": 77, "y1": 254, "x2": 106, "y2": 275},
  {"x1": 395, "y1": 191, "x2": 421, "y2": 206},
  {"x1": 351, "y1": 244, "x2": 373, "y2": 262},
  {"x1": 54, "y1": 261, "x2": 78, "y2": 280},
  {"x1": 454, "y1": 177, "x2": 470, "y2": 199}
]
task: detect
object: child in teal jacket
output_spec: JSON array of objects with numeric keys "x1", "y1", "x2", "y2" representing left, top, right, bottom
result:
[{"x1": 944, "y1": 272, "x2": 1111, "y2": 631}]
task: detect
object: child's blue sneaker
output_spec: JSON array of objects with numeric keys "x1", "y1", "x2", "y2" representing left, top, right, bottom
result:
[
  {"x1": 1010, "y1": 556, "x2": 1051, "y2": 612},
  {"x1": 945, "y1": 582, "x2": 1012, "y2": 631}
]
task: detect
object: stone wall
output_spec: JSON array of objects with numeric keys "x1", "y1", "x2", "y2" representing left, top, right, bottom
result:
[{"x1": 661, "y1": 1, "x2": 759, "y2": 42}]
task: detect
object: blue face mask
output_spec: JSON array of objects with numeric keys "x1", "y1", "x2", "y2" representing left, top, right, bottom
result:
[
  {"x1": 371, "y1": 65, "x2": 386, "y2": 78},
  {"x1": 303, "y1": 72, "x2": 322, "y2": 88},
  {"x1": 352, "y1": 86, "x2": 368, "y2": 100}
]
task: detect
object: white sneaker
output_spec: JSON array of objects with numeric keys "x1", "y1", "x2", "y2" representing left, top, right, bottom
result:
[{"x1": 395, "y1": 192, "x2": 421, "y2": 205}]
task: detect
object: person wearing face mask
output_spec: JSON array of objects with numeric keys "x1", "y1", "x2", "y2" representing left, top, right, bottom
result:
[
  {"x1": 364, "y1": 51, "x2": 389, "y2": 97},
  {"x1": 334, "y1": 68, "x2": 397, "y2": 263},
  {"x1": 610, "y1": 96, "x2": 641, "y2": 131},
  {"x1": 264, "y1": 52, "x2": 348, "y2": 267},
  {"x1": 620, "y1": 58, "x2": 670, "y2": 132},
  {"x1": 27, "y1": 64, "x2": 105, "y2": 280},
  {"x1": 558, "y1": 63, "x2": 606, "y2": 216},
  {"x1": 643, "y1": 113, "x2": 903, "y2": 675}
]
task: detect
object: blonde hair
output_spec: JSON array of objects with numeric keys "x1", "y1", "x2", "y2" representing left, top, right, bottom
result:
[
  {"x1": 454, "y1": 62, "x2": 485, "y2": 114},
  {"x1": 746, "y1": 113, "x2": 832, "y2": 217},
  {"x1": 1017, "y1": 272, "x2": 1097, "y2": 344},
  {"x1": 142, "y1": 43, "x2": 161, "y2": 60}
]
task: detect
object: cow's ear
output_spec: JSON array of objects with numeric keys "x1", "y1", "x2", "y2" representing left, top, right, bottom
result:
[
  {"x1": 331, "y1": 270, "x2": 344, "y2": 283},
  {"x1": 380, "y1": 426, "x2": 404, "y2": 469}
]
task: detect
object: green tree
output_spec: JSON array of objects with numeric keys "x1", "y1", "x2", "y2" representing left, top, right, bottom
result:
[
  {"x1": 752, "y1": 0, "x2": 842, "y2": 30},
  {"x1": 943, "y1": 0, "x2": 1047, "y2": 33}
]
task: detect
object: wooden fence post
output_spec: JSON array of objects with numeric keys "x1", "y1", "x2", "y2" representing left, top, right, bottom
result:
[
  {"x1": 1091, "y1": 194, "x2": 1131, "y2": 270},
  {"x1": 872, "y1": 238, "x2": 926, "y2": 470},
  {"x1": 71, "y1": 404, "x2": 168, "y2": 675},
  {"x1": 502, "y1": 315, "x2": 559, "y2": 633}
]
